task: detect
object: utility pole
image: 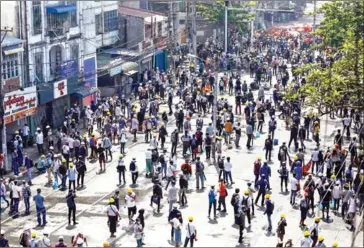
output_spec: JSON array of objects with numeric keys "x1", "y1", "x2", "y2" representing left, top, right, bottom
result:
[
  {"x1": 168, "y1": 2, "x2": 174, "y2": 71},
  {"x1": 224, "y1": 3, "x2": 228, "y2": 53},
  {"x1": 191, "y1": 0, "x2": 197, "y2": 58},
  {"x1": 0, "y1": 26, "x2": 14, "y2": 172},
  {"x1": 313, "y1": 0, "x2": 317, "y2": 32},
  {"x1": 186, "y1": 0, "x2": 191, "y2": 53},
  {"x1": 211, "y1": 59, "x2": 218, "y2": 165}
]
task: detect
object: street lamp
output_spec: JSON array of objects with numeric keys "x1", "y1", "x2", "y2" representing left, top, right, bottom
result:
[{"x1": 186, "y1": 53, "x2": 218, "y2": 165}]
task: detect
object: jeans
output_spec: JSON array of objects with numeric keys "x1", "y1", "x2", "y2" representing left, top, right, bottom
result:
[
  {"x1": 208, "y1": 201, "x2": 217, "y2": 217},
  {"x1": 24, "y1": 197, "x2": 30, "y2": 214},
  {"x1": 255, "y1": 190, "x2": 266, "y2": 206},
  {"x1": 37, "y1": 143, "x2": 44, "y2": 155},
  {"x1": 68, "y1": 206, "x2": 76, "y2": 224},
  {"x1": 290, "y1": 190, "x2": 297, "y2": 204},
  {"x1": 184, "y1": 235, "x2": 195, "y2": 247},
  {"x1": 218, "y1": 196, "x2": 226, "y2": 211},
  {"x1": 69, "y1": 180, "x2": 76, "y2": 191},
  {"x1": 120, "y1": 142, "x2": 126, "y2": 154},
  {"x1": 12, "y1": 198, "x2": 20, "y2": 218},
  {"x1": 195, "y1": 173, "x2": 204, "y2": 188},
  {"x1": 61, "y1": 174, "x2": 67, "y2": 188},
  {"x1": 225, "y1": 171, "x2": 233, "y2": 184},
  {"x1": 77, "y1": 173, "x2": 85, "y2": 187},
  {"x1": 137, "y1": 239, "x2": 143, "y2": 247},
  {"x1": 118, "y1": 170, "x2": 126, "y2": 184},
  {"x1": 36, "y1": 207, "x2": 47, "y2": 225},
  {"x1": 267, "y1": 213, "x2": 272, "y2": 230},
  {"x1": 132, "y1": 172, "x2": 138, "y2": 184}
]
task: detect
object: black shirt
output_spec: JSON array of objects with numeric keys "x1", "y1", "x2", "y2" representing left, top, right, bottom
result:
[{"x1": 97, "y1": 147, "x2": 105, "y2": 157}]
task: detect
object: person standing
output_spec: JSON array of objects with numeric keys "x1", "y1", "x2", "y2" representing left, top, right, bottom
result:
[
  {"x1": 168, "y1": 181, "x2": 178, "y2": 213},
  {"x1": 117, "y1": 154, "x2": 126, "y2": 185},
  {"x1": 96, "y1": 143, "x2": 106, "y2": 172},
  {"x1": 33, "y1": 188, "x2": 46, "y2": 226},
  {"x1": 234, "y1": 122, "x2": 242, "y2": 148},
  {"x1": 224, "y1": 157, "x2": 234, "y2": 186},
  {"x1": 264, "y1": 135, "x2": 273, "y2": 162},
  {"x1": 311, "y1": 148, "x2": 320, "y2": 174},
  {"x1": 11, "y1": 180, "x2": 21, "y2": 218},
  {"x1": 103, "y1": 136, "x2": 113, "y2": 162},
  {"x1": 246, "y1": 122, "x2": 253, "y2": 149},
  {"x1": 35, "y1": 128, "x2": 44, "y2": 155},
  {"x1": 76, "y1": 156, "x2": 86, "y2": 188},
  {"x1": 184, "y1": 216, "x2": 197, "y2": 247},
  {"x1": 67, "y1": 163, "x2": 77, "y2": 192},
  {"x1": 107, "y1": 198, "x2": 120, "y2": 238},
  {"x1": 170, "y1": 213, "x2": 182, "y2": 247},
  {"x1": 217, "y1": 179, "x2": 227, "y2": 212},
  {"x1": 299, "y1": 196, "x2": 309, "y2": 228},
  {"x1": 195, "y1": 157, "x2": 205, "y2": 190},
  {"x1": 255, "y1": 175, "x2": 268, "y2": 206},
  {"x1": 67, "y1": 189, "x2": 78, "y2": 226},
  {"x1": 125, "y1": 188, "x2": 137, "y2": 220},
  {"x1": 22, "y1": 181, "x2": 31, "y2": 215},
  {"x1": 208, "y1": 185, "x2": 217, "y2": 219},
  {"x1": 276, "y1": 213, "x2": 287, "y2": 244},
  {"x1": 309, "y1": 217, "x2": 321, "y2": 247},
  {"x1": 145, "y1": 149, "x2": 152, "y2": 177},
  {"x1": 129, "y1": 158, "x2": 139, "y2": 185},
  {"x1": 264, "y1": 194, "x2": 274, "y2": 232},
  {"x1": 134, "y1": 218, "x2": 144, "y2": 247}
]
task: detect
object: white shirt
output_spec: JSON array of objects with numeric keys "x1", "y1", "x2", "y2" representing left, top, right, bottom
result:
[
  {"x1": 11, "y1": 185, "x2": 21, "y2": 199},
  {"x1": 167, "y1": 165, "x2": 176, "y2": 177},
  {"x1": 171, "y1": 217, "x2": 182, "y2": 230},
  {"x1": 23, "y1": 126, "x2": 30, "y2": 136},
  {"x1": 36, "y1": 132, "x2": 44, "y2": 144},
  {"x1": 115, "y1": 106, "x2": 122, "y2": 117},
  {"x1": 301, "y1": 237, "x2": 311, "y2": 247},
  {"x1": 224, "y1": 162, "x2": 232, "y2": 172},
  {"x1": 62, "y1": 145, "x2": 70, "y2": 154},
  {"x1": 68, "y1": 138, "x2": 74, "y2": 149},
  {"x1": 290, "y1": 178, "x2": 298, "y2": 191},
  {"x1": 185, "y1": 222, "x2": 196, "y2": 238},
  {"x1": 145, "y1": 150, "x2": 152, "y2": 160},
  {"x1": 311, "y1": 151, "x2": 319, "y2": 161},
  {"x1": 107, "y1": 204, "x2": 119, "y2": 216},
  {"x1": 343, "y1": 117, "x2": 351, "y2": 126},
  {"x1": 125, "y1": 193, "x2": 136, "y2": 208}
]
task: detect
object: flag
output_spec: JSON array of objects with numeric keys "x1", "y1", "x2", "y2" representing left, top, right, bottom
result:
[{"x1": 302, "y1": 160, "x2": 312, "y2": 176}]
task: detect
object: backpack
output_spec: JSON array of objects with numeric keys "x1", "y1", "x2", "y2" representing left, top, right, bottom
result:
[
  {"x1": 345, "y1": 169, "x2": 352, "y2": 180},
  {"x1": 265, "y1": 139, "x2": 272, "y2": 148},
  {"x1": 241, "y1": 196, "x2": 249, "y2": 211},
  {"x1": 129, "y1": 162, "x2": 136, "y2": 171},
  {"x1": 231, "y1": 194, "x2": 239, "y2": 207},
  {"x1": 208, "y1": 190, "x2": 215, "y2": 202},
  {"x1": 89, "y1": 138, "x2": 95, "y2": 147},
  {"x1": 269, "y1": 120, "x2": 276, "y2": 130},
  {"x1": 191, "y1": 139, "x2": 197, "y2": 147},
  {"x1": 19, "y1": 233, "x2": 26, "y2": 247}
]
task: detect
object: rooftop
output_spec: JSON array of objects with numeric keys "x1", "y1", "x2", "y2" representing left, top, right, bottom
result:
[{"x1": 118, "y1": 6, "x2": 166, "y2": 19}]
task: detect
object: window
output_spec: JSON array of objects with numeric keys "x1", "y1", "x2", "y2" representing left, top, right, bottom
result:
[
  {"x1": 1, "y1": 54, "x2": 19, "y2": 80},
  {"x1": 103, "y1": 10, "x2": 118, "y2": 32},
  {"x1": 34, "y1": 52, "x2": 44, "y2": 83},
  {"x1": 71, "y1": 45, "x2": 79, "y2": 71},
  {"x1": 32, "y1": 1, "x2": 42, "y2": 35},
  {"x1": 95, "y1": 14, "x2": 102, "y2": 34},
  {"x1": 47, "y1": 11, "x2": 77, "y2": 37},
  {"x1": 157, "y1": 22, "x2": 162, "y2": 37},
  {"x1": 70, "y1": 11, "x2": 77, "y2": 27}
]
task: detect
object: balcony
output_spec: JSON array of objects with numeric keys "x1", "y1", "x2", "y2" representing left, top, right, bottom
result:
[{"x1": 46, "y1": 4, "x2": 77, "y2": 39}]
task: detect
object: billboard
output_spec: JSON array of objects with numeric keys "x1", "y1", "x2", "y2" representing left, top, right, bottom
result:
[
  {"x1": 83, "y1": 55, "x2": 97, "y2": 88},
  {"x1": 60, "y1": 60, "x2": 78, "y2": 79}
]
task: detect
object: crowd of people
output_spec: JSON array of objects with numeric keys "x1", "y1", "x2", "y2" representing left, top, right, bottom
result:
[{"x1": 0, "y1": 21, "x2": 364, "y2": 248}]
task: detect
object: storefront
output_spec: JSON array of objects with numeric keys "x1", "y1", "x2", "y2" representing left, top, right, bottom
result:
[
  {"x1": 70, "y1": 86, "x2": 97, "y2": 107},
  {"x1": 154, "y1": 49, "x2": 168, "y2": 72},
  {"x1": 121, "y1": 62, "x2": 138, "y2": 96},
  {"x1": 52, "y1": 79, "x2": 70, "y2": 128},
  {"x1": 3, "y1": 86, "x2": 38, "y2": 142}
]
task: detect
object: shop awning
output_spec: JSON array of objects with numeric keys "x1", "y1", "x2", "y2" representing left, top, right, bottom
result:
[
  {"x1": 71, "y1": 86, "x2": 97, "y2": 98},
  {"x1": 3, "y1": 47, "x2": 24, "y2": 55},
  {"x1": 121, "y1": 62, "x2": 138, "y2": 74},
  {"x1": 46, "y1": 5, "x2": 77, "y2": 14},
  {"x1": 125, "y1": 70, "x2": 138, "y2": 76}
]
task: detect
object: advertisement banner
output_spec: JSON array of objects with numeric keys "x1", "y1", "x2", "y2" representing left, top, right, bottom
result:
[
  {"x1": 54, "y1": 79, "x2": 68, "y2": 99},
  {"x1": 3, "y1": 86, "x2": 37, "y2": 124},
  {"x1": 60, "y1": 60, "x2": 78, "y2": 79},
  {"x1": 83, "y1": 55, "x2": 97, "y2": 88}
]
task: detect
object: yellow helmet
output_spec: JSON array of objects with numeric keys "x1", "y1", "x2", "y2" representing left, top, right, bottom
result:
[
  {"x1": 41, "y1": 155, "x2": 46, "y2": 158},
  {"x1": 160, "y1": 123, "x2": 164, "y2": 126},
  {"x1": 303, "y1": 231, "x2": 310, "y2": 237},
  {"x1": 257, "y1": 156, "x2": 262, "y2": 161},
  {"x1": 62, "y1": 159, "x2": 67, "y2": 163},
  {"x1": 91, "y1": 132, "x2": 96, "y2": 136},
  {"x1": 103, "y1": 241, "x2": 110, "y2": 247},
  {"x1": 332, "y1": 242, "x2": 338, "y2": 247},
  {"x1": 244, "y1": 190, "x2": 249, "y2": 195},
  {"x1": 127, "y1": 188, "x2": 133, "y2": 193},
  {"x1": 109, "y1": 198, "x2": 115, "y2": 203},
  {"x1": 280, "y1": 213, "x2": 285, "y2": 218},
  {"x1": 315, "y1": 217, "x2": 321, "y2": 222},
  {"x1": 69, "y1": 163, "x2": 74, "y2": 167},
  {"x1": 31, "y1": 232, "x2": 37, "y2": 238},
  {"x1": 119, "y1": 154, "x2": 123, "y2": 159},
  {"x1": 188, "y1": 216, "x2": 193, "y2": 221},
  {"x1": 293, "y1": 155, "x2": 298, "y2": 161},
  {"x1": 153, "y1": 134, "x2": 157, "y2": 137},
  {"x1": 15, "y1": 130, "x2": 19, "y2": 134},
  {"x1": 83, "y1": 134, "x2": 87, "y2": 138},
  {"x1": 318, "y1": 236, "x2": 324, "y2": 242},
  {"x1": 330, "y1": 175, "x2": 336, "y2": 180},
  {"x1": 146, "y1": 115, "x2": 150, "y2": 119},
  {"x1": 265, "y1": 194, "x2": 270, "y2": 199}
]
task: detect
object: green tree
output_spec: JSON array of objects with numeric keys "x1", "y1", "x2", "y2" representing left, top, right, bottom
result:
[
  {"x1": 286, "y1": 0, "x2": 364, "y2": 116},
  {"x1": 196, "y1": 1, "x2": 256, "y2": 33}
]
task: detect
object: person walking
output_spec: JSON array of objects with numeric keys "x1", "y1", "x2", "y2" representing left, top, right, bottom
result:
[
  {"x1": 224, "y1": 157, "x2": 234, "y2": 186},
  {"x1": 117, "y1": 154, "x2": 126, "y2": 185},
  {"x1": 67, "y1": 163, "x2": 77, "y2": 192},
  {"x1": 264, "y1": 135, "x2": 273, "y2": 162},
  {"x1": 168, "y1": 181, "x2": 178, "y2": 213},
  {"x1": 22, "y1": 181, "x2": 31, "y2": 215},
  {"x1": 255, "y1": 175, "x2": 268, "y2": 206},
  {"x1": 134, "y1": 218, "x2": 144, "y2": 247},
  {"x1": 195, "y1": 157, "x2": 205, "y2": 190},
  {"x1": 33, "y1": 188, "x2": 46, "y2": 226},
  {"x1": 107, "y1": 198, "x2": 120, "y2": 238},
  {"x1": 76, "y1": 157, "x2": 87, "y2": 188},
  {"x1": 184, "y1": 216, "x2": 197, "y2": 247},
  {"x1": 129, "y1": 158, "x2": 139, "y2": 185},
  {"x1": 11, "y1": 180, "x2": 21, "y2": 219},
  {"x1": 125, "y1": 188, "x2": 137, "y2": 219},
  {"x1": 67, "y1": 189, "x2": 78, "y2": 226},
  {"x1": 276, "y1": 213, "x2": 287, "y2": 244},
  {"x1": 217, "y1": 179, "x2": 227, "y2": 212}
]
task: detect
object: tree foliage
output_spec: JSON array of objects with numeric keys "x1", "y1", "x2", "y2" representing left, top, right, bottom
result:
[
  {"x1": 196, "y1": 1, "x2": 256, "y2": 33},
  {"x1": 285, "y1": 0, "x2": 364, "y2": 116}
]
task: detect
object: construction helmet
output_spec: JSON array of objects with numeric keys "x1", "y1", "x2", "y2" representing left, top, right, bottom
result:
[
  {"x1": 265, "y1": 194, "x2": 270, "y2": 199},
  {"x1": 318, "y1": 236, "x2": 324, "y2": 242},
  {"x1": 244, "y1": 190, "x2": 249, "y2": 195},
  {"x1": 303, "y1": 231, "x2": 310, "y2": 237},
  {"x1": 109, "y1": 198, "x2": 115, "y2": 204}
]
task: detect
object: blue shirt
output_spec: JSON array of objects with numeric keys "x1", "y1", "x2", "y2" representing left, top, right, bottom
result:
[{"x1": 33, "y1": 194, "x2": 45, "y2": 208}]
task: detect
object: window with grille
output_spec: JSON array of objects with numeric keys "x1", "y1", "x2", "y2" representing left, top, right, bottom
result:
[
  {"x1": 95, "y1": 14, "x2": 102, "y2": 34},
  {"x1": 103, "y1": 10, "x2": 118, "y2": 32},
  {"x1": 32, "y1": 1, "x2": 42, "y2": 35},
  {"x1": 1, "y1": 54, "x2": 19, "y2": 80},
  {"x1": 34, "y1": 52, "x2": 44, "y2": 83}
]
